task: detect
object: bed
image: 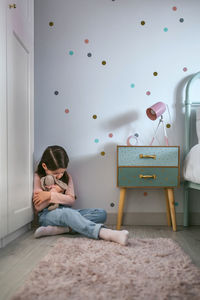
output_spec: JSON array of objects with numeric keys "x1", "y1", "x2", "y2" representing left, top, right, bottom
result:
[{"x1": 183, "y1": 71, "x2": 200, "y2": 226}]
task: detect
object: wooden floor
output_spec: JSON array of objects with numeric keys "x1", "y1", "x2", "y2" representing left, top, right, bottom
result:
[{"x1": 0, "y1": 225, "x2": 200, "y2": 300}]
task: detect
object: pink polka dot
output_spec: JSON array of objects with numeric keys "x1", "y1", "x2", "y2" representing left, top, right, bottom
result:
[
  {"x1": 108, "y1": 133, "x2": 113, "y2": 138},
  {"x1": 172, "y1": 6, "x2": 177, "y2": 11},
  {"x1": 65, "y1": 108, "x2": 69, "y2": 113},
  {"x1": 146, "y1": 91, "x2": 151, "y2": 96},
  {"x1": 183, "y1": 67, "x2": 188, "y2": 72}
]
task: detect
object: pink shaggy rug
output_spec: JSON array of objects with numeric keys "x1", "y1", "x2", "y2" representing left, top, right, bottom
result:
[{"x1": 11, "y1": 237, "x2": 200, "y2": 300}]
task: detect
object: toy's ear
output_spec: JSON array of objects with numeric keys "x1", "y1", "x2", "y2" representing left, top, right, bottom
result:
[{"x1": 40, "y1": 177, "x2": 46, "y2": 190}]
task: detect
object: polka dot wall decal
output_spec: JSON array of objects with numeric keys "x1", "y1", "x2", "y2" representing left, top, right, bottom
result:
[
  {"x1": 84, "y1": 39, "x2": 89, "y2": 44},
  {"x1": 92, "y1": 114, "x2": 97, "y2": 119},
  {"x1": 141, "y1": 20, "x2": 145, "y2": 25},
  {"x1": 146, "y1": 91, "x2": 151, "y2": 96},
  {"x1": 54, "y1": 91, "x2": 59, "y2": 95},
  {"x1": 163, "y1": 27, "x2": 168, "y2": 32},
  {"x1": 108, "y1": 133, "x2": 113, "y2": 138},
  {"x1": 153, "y1": 72, "x2": 158, "y2": 76},
  {"x1": 144, "y1": 192, "x2": 148, "y2": 196},
  {"x1": 110, "y1": 202, "x2": 115, "y2": 207},
  {"x1": 175, "y1": 202, "x2": 179, "y2": 206},
  {"x1": 87, "y1": 53, "x2": 92, "y2": 57},
  {"x1": 101, "y1": 151, "x2": 105, "y2": 156},
  {"x1": 166, "y1": 123, "x2": 171, "y2": 128},
  {"x1": 172, "y1": 6, "x2": 177, "y2": 11},
  {"x1": 94, "y1": 138, "x2": 99, "y2": 143},
  {"x1": 102, "y1": 60, "x2": 106, "y2": 65},
  {"x1": 179, "y1": 18, "x2": 184, "y2": 23},
  {"x1": 183, "y1": 67, "x2": 188, "y2": 72},
  {"x1": 65, "y1": 108, "x2": 69, "y2": 114},
  {"x1": 69, "y1": 51, "x2": 74, "y2": 56},
  {"x1": 49, "y1": 21, "x2": 54, "y2": 27},
  {"x1": 130, "y1": 83, "x2": 135, "y2": 88}
]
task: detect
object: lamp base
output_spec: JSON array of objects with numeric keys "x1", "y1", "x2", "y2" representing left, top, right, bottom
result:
[{"x1": 149, "y1": 115, "x2": 169, "y2": 146}]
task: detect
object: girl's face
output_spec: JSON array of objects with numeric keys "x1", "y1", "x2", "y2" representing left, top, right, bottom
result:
[{"x1": 42, "y1": 163, "x2": 66, "y2": 179}]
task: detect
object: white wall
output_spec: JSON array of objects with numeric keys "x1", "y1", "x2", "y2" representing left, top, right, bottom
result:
[{"x1": 34, "y1": 0, "x2": 200, "y2": 218}]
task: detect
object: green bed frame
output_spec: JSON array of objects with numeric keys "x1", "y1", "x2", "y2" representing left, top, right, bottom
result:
[{"x1": 184, "y1": 71, "x2": 200, "y2": 226}]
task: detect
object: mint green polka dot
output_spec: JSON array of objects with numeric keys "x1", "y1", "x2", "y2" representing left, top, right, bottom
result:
[
  {"x1": 94, "y1": 139, "x2": 99, "y2": 143},
  {"x1": 69, "y1": 51, "x2": 74, "y2": 55},
  {"x1": 164, "y1": 27, "x2": 168, "y2": 32},
  {"x1": 130, "y1": 83, "x2": 135, "y2": 88}
]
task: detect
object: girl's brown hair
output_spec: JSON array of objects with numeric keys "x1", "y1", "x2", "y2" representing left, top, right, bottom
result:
[{"x1": 36, "y1": 145, "x2": 69, "y2": 184}]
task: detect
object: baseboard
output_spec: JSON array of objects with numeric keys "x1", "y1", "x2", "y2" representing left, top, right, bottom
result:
[
  {"x1": 0, "y1": 223, "x2": 31, "y2": 248},
  {"x1": 106, "y1": 212, "x2": 200, "y2": 226}
]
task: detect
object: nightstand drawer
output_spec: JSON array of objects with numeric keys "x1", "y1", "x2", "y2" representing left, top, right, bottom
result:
[
  {"x1": 118, "y1": 167, "x2": 179, "y2": 187},
  {"x1": 118, "y1": 146, "x2": 179, "y2": 167}
]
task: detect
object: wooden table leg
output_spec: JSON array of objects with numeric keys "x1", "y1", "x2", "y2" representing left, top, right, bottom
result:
[
  {"x1": 164, "y1": 188, "x2": 171, "y2": 227},
  {"x1": 166, "y1": 188, "x2": 177, "y2": 231},
  {"x1": 116, "y1": 188, "x2": 126, "y2": 230}
]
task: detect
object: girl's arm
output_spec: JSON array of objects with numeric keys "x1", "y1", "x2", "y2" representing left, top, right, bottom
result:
[
  {"x1": 33, "y1": 173, "x2": 50, "y2": 212},
  {"x1": 33, "y1": 173, "x2": 75, "y2": 213},
  {"x1": 49, "y1": 173, "x2": 75, "y2": 206}
]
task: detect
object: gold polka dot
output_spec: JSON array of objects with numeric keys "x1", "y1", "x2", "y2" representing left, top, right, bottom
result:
[
  {"x1": 101, "y1": 151, "x2": 105, "y2": 156},
  {"x1": 153, "y1": 72, "x2": 158, "y2": 76},
  {"x1": 49, "y1": 21, "x2": 54, "y2": 27},
  {"x1": 166, "y1": 123, "x2": 171, "y2": 128},
  {"x1": 102, "y1": 61, "x2": 106, "y2": 65},
  {"x1": 141, "y1": 21, "x2": 145, "y2": 25},
  {"x1": 93, "y1": 115, "x2": 97, "y2": 119}
]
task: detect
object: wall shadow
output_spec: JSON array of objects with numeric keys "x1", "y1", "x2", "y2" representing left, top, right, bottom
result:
[
  {"x1": 68, "y1": 142, "x2": 120, "y2": 213},
  {"x1": 100, "y1": 110, "x2": 139, "y2": 131}
]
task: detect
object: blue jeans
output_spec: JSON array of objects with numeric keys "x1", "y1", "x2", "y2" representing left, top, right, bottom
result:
[{"x1": 38, "y1": 206, "x2": 107, "y2": 239}]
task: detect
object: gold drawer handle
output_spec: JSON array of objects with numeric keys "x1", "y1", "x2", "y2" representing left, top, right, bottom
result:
[
  {"x1": 139, "y1": 174, "x2": 156, "y2": 179},
  {"x1": 139, "y1": 154, "x2": 156, "y2": 159},
  {"x1": 9, "y1": 4, "x2": 16, "y2": 9}
]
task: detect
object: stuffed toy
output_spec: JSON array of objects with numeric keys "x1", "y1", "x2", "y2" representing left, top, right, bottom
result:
[{"x1": 40, "y1": 174, "x2": 68, "y2": 211}]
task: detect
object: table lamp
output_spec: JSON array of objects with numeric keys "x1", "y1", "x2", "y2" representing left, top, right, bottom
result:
[{"x1": 146, "y1": 101, "x2": 169, "y2": 146}]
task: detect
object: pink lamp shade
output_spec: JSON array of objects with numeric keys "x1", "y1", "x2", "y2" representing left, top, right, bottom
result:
[{"x1": 146, "y1": 101, "x2": 166, "y2": 120}]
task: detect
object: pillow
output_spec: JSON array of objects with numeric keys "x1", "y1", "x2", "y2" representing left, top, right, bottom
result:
[{"x1": 183, "y1": 143, "x2": 200, "y2": 184}]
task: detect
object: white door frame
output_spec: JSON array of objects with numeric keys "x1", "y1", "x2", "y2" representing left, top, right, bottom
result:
[{"x1": 0, "y1": 0, "x2": 8, "y2": 239}]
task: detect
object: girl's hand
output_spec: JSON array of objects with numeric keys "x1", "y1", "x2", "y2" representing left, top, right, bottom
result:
[
  {"x1": 33, "y1": 191, "x2": 51, "y2": 206},
  {"x1": 53, "y1": 184, "x2": 64, "y2": 193}
]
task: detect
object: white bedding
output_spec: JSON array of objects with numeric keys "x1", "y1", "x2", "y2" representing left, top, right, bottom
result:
[
  {"x1": 196, "y1": 107, "x2": 200, "y2": 142},
  {"x1": 183, "y1": 108, "x2": 200, "y2": 183}
]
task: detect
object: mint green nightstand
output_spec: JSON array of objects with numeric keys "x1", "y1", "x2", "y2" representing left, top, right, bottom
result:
[{"x1": 117, "y1": 146, "x2": 180, "y2": 231}]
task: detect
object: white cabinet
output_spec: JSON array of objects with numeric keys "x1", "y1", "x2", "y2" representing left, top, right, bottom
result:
[{"x1": 0, "y1": 0, "x2": 34, "y2": 247}]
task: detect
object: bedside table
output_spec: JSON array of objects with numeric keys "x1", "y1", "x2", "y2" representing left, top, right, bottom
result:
[{"x1": 116, "y1": 146, "x2": 180, "y2": 231}]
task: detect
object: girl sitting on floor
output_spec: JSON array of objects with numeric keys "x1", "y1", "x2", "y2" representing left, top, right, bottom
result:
[{"x1": 33, "y1": 145, "x2": 129, "y2": 246}]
